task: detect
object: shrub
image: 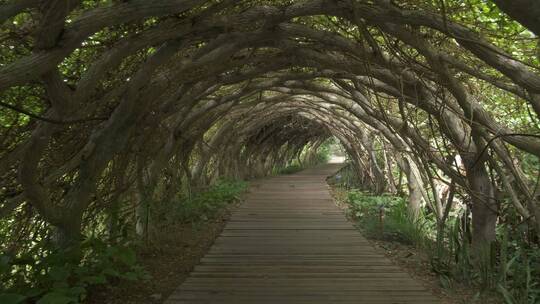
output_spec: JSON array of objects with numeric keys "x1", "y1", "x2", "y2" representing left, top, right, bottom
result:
[
  {"x1": 275, "y1": 164, "x2": 304, "y2": 175},
  {"x1": 161, "y1": 179, "x2": 248, "y2": 225},
  {"x1": 346, "y1": 190, "x2": 422, "y2": 243},
  {"x1": 0, "y1": 239, "x2": 149, "y2": 304},
  {"x1": 344, "y1": 189, "x2": 540, "y2": 303}
]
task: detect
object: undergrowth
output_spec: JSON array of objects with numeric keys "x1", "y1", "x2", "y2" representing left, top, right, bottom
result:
[
  {"x1": 0, "y1": 239, "x2": 148, "y2": 304},
  {"x1": 0, "y1": 179, "x2": 248, "y2": 304},
  {"x1": 343, "y1": 189, "x2": 540, "y2": 304},
  {"x1": 275, "y1": 163, "x2": 304, "y2": 175},
  {"x1": 158, "y1": 179, "x2": 248, "y2": 226}
]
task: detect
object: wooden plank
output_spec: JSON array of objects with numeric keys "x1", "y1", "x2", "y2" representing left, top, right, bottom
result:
[{"x1": 165, "y1": 164, "x2": 441, "y2": 304}]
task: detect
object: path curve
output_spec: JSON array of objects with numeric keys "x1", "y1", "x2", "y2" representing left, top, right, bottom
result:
[{"x1": 165, "y1": 164, "x2": 440, "y2": 304}]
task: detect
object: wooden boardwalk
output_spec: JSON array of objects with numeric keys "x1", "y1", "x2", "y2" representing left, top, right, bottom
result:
[{"x1": 166, "y1": 164, "x2": 440, "y2": 304}]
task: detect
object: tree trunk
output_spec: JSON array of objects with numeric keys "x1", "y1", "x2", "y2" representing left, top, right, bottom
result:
[
  {"x1": 51, "y1": 215, "x2": 83, "y2": 249},
  {"x1": 490, "y1": 0, "x2": 540, "y2": 36},
  {"x1": 395, "y1": 155, "x2": 425, "y2": 220},
  {"x1": 466, "y1": 162, "x2": 498, "y2": 245}
]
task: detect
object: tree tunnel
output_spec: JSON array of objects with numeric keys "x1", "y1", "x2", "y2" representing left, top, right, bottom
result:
[{"x1": 1, "y1": 0, "x2": 540, "y2": 301}]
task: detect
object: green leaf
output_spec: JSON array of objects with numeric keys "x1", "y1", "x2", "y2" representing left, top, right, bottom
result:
[
  {"x1": 0, "y1": 293, "x2": 26, "y2": 304},
  {"x1": 49, "y1": 266, "x2": 71, "y2": 281},
  {"x1": 25, "y1": 288, "x2": 45, "y2": 298},
  {"x1": 36, "y1": 291, "x2": 76, "y2": 304},
  {"x1": 82, "y1": 274, "x2": 107, "y2": 284},
  {"x1": 52, "y1": 281, "x2": 70, "y2": 289},
  {"x1": 120, "y1": 271, "x2": 139, "y2": 281},
  {"x1": 0, "y1": 255, "x2": 11, "y2": 273},
  {"x1": 497, "y1": 284, "x2": 516, "y2": 304},
  {"x1": 116, "y1": 247, "x2": 136, "y2": 266},
  {"x1": 102, "y1": 267, "x2": 120, "y2": 277},
  {"x1": 69, "y1": 286, "x2": 86, "y2": 298},
  {"x1": 439, "y1": 275, "x2": 451, "y2": 289}
]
